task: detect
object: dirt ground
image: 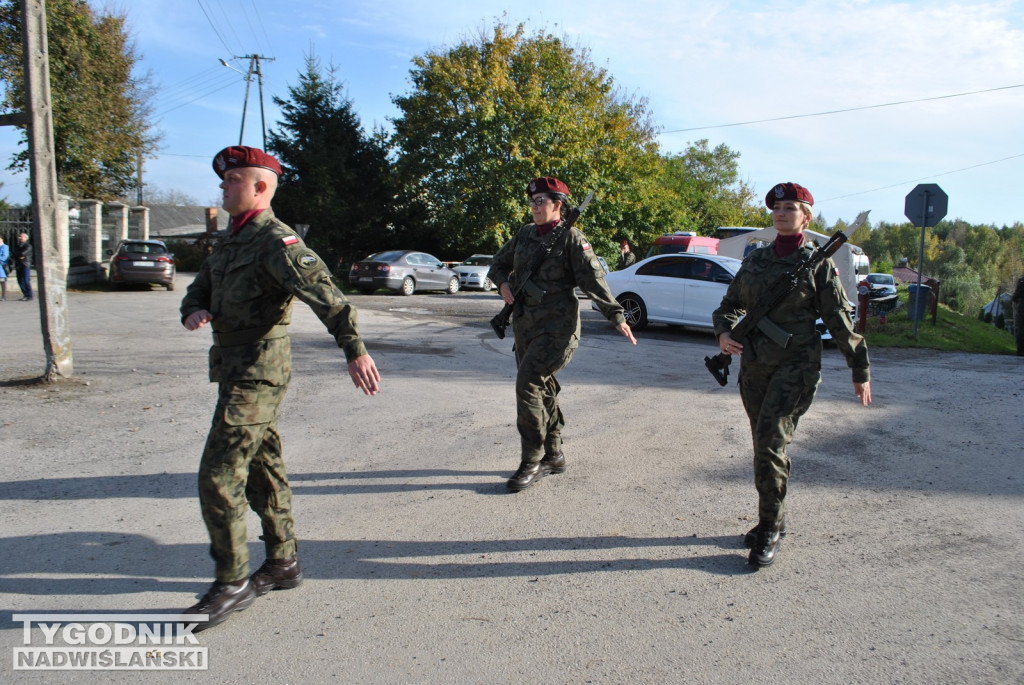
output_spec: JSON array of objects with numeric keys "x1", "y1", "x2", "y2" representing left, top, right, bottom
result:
[{"x1": 1, "y1": 274, "x2": 1022, "y2": 684}]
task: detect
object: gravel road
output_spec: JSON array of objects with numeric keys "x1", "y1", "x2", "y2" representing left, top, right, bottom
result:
[{"x1": 1, "y1": 274, "x2": 1022, "y2": 684}]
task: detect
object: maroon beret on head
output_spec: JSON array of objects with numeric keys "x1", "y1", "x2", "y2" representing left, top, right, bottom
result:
[
  {"x1": 765, "y1": 182, "x2": 814, "y2": 209},
  {"x1": 212, "y1": 145, "x2": 282, "y2": 179},
  {"x1": 527, "y1": 176, "x2": 570, "y2": 197}
]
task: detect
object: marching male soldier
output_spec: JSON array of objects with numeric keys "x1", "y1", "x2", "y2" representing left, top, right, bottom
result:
[
  {"x1": 488, "y1": 177, "x2": 636, "y2": 492},
  {"x1": 180, "y1": 145, "x2": 380, "y2": 629}
]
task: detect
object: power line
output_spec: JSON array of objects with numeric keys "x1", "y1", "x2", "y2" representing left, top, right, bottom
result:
[
  {"x1": 821, "y1": 153, "x2": 1024, "y2": 202},
  {"x1": 250, "y1": 0, "x2": 274, "y2": 58},
  {"x1": 662, "y1": 84, "x2": 1024, "y2": 134},
  {"x1": 195, "y1": 0, "x2": 234, "y2": 55}
]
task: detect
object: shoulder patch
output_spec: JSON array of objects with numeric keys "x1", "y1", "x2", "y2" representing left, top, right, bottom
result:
[
  {"x1": 296, "y1": 252, "x2": 319, "y2": 270},
  {"x1": 282, "y1": 235, "x2": 299, "y2": 246},
  {"x1": 581, "y1": 240, "x2": 592, "y2": 251}
]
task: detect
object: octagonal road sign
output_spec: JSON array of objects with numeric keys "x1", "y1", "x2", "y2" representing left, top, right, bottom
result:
[{"x1": 904, "y1": 183, "x2": 948, "y2": 227}]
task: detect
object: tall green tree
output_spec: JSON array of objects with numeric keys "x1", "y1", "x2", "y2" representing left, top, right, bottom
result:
[
  {"x1": 660, "y1": 140, "x2": 768, "y2": 237},
  {"x1": 0, "y1": 0, "x2": 158, "y2": 200},
  {"x1": 390, "y1": 22, "x2": 666, "y2": 259},
  {"x1": 267, "y1": 53, "x2": 397, "y2": 268}
]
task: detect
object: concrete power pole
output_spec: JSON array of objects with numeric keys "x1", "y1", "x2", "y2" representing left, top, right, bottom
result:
[{"x1": 21, "y1": 0, "x2": 73, "y2": 380}]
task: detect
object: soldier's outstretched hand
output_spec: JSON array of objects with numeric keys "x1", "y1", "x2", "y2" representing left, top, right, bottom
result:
[
  {"x1": 616, "y1": 322, "x2": 637, "y2": 345},
  {"x1": 348, "y1": 354, "x2": 381, "y2": 396},
  {"x1": 854, "y1": 381, "x2": 871, "y2": 406}
]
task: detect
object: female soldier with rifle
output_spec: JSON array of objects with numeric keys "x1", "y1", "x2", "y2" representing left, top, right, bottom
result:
[
  {"x1": 488, "y1": 177, "x2": 636, "y2": 492},
  {"x1": 713, "y1": 182, "x2": 871, "y2": 567}
]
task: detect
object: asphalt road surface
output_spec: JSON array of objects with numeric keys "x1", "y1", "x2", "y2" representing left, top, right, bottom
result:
[{"x1": 1, "y1": 274, "x2": 1022, "y2": 683}]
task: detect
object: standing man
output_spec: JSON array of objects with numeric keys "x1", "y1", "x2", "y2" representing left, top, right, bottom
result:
[
  {"x1": 12, "y1": 230, "x2": 32, "y2": 301},
  {"x1": 180, "y1": 146, "x2": 381, "y2": 630},
  {"x1": 1012, "y1": 274, "x2": 1024, "y2": 357},
  {"x1": 617, "y1": 239, "x2": 636, "y2": 270},
  {"x1": 488, "y1": 177, "x2": 636, "y2": 492}
]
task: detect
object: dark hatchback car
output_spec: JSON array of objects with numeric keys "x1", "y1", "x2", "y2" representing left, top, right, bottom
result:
[
  {"x1": 349, "y1": 250, "x2": 460, "y2": 296},
  {"x1": 107, "y1": 239, "x2": 176, "y2": 291}
]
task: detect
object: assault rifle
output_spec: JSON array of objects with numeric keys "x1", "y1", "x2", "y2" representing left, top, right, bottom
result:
[
  {"x1": 704, "y1": 229, "x2": 848, "y2": 386},
  {"x1": 489, "y1": 190, "x2": 595, "y2": 339}
]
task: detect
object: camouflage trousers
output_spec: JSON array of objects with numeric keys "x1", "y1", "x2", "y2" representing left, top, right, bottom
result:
[
  {"x1": 739, "y1": 359, "x2": 820, "y2": 524},
  {"x1": 513, "y1": 329, "x2": 579, "y2": 463},
  {"x1": 198, "y1": 380, "x2": 296, "y2": 583}
]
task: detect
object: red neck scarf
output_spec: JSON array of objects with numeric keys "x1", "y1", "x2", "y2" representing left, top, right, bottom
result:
[
  {"x1": 536, "y1": 219, "x2": 559, "y2": 237},
  {"x1": 230, "y1": 208, "x2": 266, "y2": 236},
  {"x1": 774, "y1": 232, "x2": 804, "y2": 257}
]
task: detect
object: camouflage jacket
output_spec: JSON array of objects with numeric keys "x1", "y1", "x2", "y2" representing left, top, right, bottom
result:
[
  {"x1": 488, "y1": 222, "x2": 625, "y2": 338},
  {"x1": 713, "y1": 237, "x2": 870, "y2": 383},
  {"x1": 180, "y1": 208, "x2": 367, "y2": 384}
]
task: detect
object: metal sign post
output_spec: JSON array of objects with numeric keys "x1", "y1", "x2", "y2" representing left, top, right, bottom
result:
[{"x1": 904, "y1": 183, "x2": 948, "y2": 339}]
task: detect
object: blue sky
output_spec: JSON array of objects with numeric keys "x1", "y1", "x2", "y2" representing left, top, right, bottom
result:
[{"x1": 1, "y1": 0, "x2": 1022, "y2": 228}]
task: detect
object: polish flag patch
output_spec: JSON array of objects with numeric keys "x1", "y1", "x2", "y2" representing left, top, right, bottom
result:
[
  {"x1": 282, "y1": 235, "x2": 299, "y2": 246},
  {"x1": 581, "y1": 241, "x2": 592, "y2": 251}
]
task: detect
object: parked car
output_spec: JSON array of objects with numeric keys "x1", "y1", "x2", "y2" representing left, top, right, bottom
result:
[
  {"x1": 349, "y1": 250, "x2": 460, "y2": 296},
  {"x1": 453, "y1": 254, "x2": 494, "y2": 291},
  {"x1": 601, "y1": 253, "x2": 854, "y2": 340},
  {"x1": 107, "y1": 239, "x2": 176, "y2": 291},
  {"x1": 598, "y1": 253, "x2": 742, "y2": 330},
  {"x1": 864, "y1": 272, "x2": 898, "y2": 298}
]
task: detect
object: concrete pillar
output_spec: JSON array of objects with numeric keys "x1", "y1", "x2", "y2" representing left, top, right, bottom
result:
[
  {"x1": 106, "y1": 202, "x2": 128, "y2": 243},
  {"x1": 79, "y1": 199, "x2": 102, "y2": 264},
  {"x1": 130, "y1": 206, "x2": 150, "y2": 240}
]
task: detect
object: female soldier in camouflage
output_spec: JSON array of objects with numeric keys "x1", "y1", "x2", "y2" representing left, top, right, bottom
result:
[
  {"x1": 713, "y1": 182, "x2": 871, "y2": 567},
  {"x1": 488, "y1": 177, "x2": 636, "y2": 492}
]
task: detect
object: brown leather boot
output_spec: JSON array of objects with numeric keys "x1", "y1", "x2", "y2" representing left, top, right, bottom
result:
[
  {"x1": 744, "y1": 514, "x2": 787, "y2": 548},
  {"x1": 540, "y1": 451, "x2": 566, "y2": 474},
  {"x1": 186, "y1": 579, "x2": 256, "y2": 631},
  {"x1": 250, "y1": 556, "x2": 303, "y2": 596},
  {"x1": 507, "y1": 461, "x2": 543, "y2": 492},
  {"x1": 748, "y1": 519, "x2": 785, "y2": 567}
]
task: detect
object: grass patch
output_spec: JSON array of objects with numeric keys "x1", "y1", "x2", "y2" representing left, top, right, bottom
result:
[{"x1": 860, "y1": 293, "x2": 1016, "y2": 354}]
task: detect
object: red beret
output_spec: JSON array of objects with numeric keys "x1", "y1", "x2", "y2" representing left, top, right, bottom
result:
[
  {"x1": 527, "y1": 176, "x2": 570, "y2": 197},
  {"x1": 765, "y1": 182, "x2": 814, "y2": 209},
  {"x1": 213, "y1": 146, "x2": 282, "y2": 179}
]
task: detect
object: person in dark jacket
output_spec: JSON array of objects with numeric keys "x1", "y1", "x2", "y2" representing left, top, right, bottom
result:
[
  {"x1": 12, "y1": 230, "x2": 32, "y2": 301},
  {"x1": 713, "y1": 182, "x2": 871, "y2": 568}
]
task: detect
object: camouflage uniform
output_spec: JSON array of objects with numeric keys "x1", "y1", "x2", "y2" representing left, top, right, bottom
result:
[
  {"x1": 180, "y1": 208, "x2": 367, "y2": 583},
  {"x1": 713, "y1": 237, "x2": 869, "y2": 524},
  {"x1": 488, "y1": 223, "x2": 626, "y2": 463},
  {"x1": 1012, "y1": 275, "x2": 1024, "y2": 357}
]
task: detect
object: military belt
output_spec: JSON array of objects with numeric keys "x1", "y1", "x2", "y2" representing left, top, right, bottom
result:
[{"x1": 212, "y1": 324, "x2": 289, "y2": 347}]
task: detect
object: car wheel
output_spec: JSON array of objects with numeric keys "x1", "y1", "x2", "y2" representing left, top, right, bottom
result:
[
  {"x1": 446, "y1": 276, "x2": 460, "y2": 294},
  {"x1": 401, "y1": 276, "x2": 415, "y2": 296},
  {"x1": 166, "y1": 281, "x2": 174, "y2": 291},
  {"x1": 483, "y1": 278, "x2": 494, "y2": 291},
  {"x1": 617, "y1": 292, "x2": 648, "y2": 330}
]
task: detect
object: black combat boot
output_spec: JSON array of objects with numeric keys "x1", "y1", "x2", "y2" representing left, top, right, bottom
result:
[
  {"x1": 540, "y1": 451, "x2": 566, "y2": 474},
  {"x1": 186, "y1": 579, "x2": 256, "y2": 631},
  {"x1": 250, "y1": 555, "x2": 303, "y2": 596},
  {"x1": 748, "y1": 520, "x2": 785, "y2": 567},
  {"x1": 744, "y1": 514, "x2": 787, "y2": 548},
  {"x1": 507, "y1": 461, "x2": 544, "y2": 492}
]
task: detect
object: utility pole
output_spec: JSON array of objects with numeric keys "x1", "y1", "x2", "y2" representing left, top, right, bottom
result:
[
  {"x1": 223, "y1": 54, "x2": 275, "y2": 148},
  {"x1": 19, "y1": 0, "x2": 73, "y2": 380}
]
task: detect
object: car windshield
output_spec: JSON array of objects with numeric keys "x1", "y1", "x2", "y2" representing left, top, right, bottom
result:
[
  {"x1": 368, "y1": 251, "x2": 406, "y2": 263},
  {"x1": 867, "y1": 274, "x2": 894, "y2": 285},
  {"x1": 462, "y1": 256, "x2": 492, "y2": 266},
  {"x1": 122, "y1": 243, "x2": 166, "y2": 255}
]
